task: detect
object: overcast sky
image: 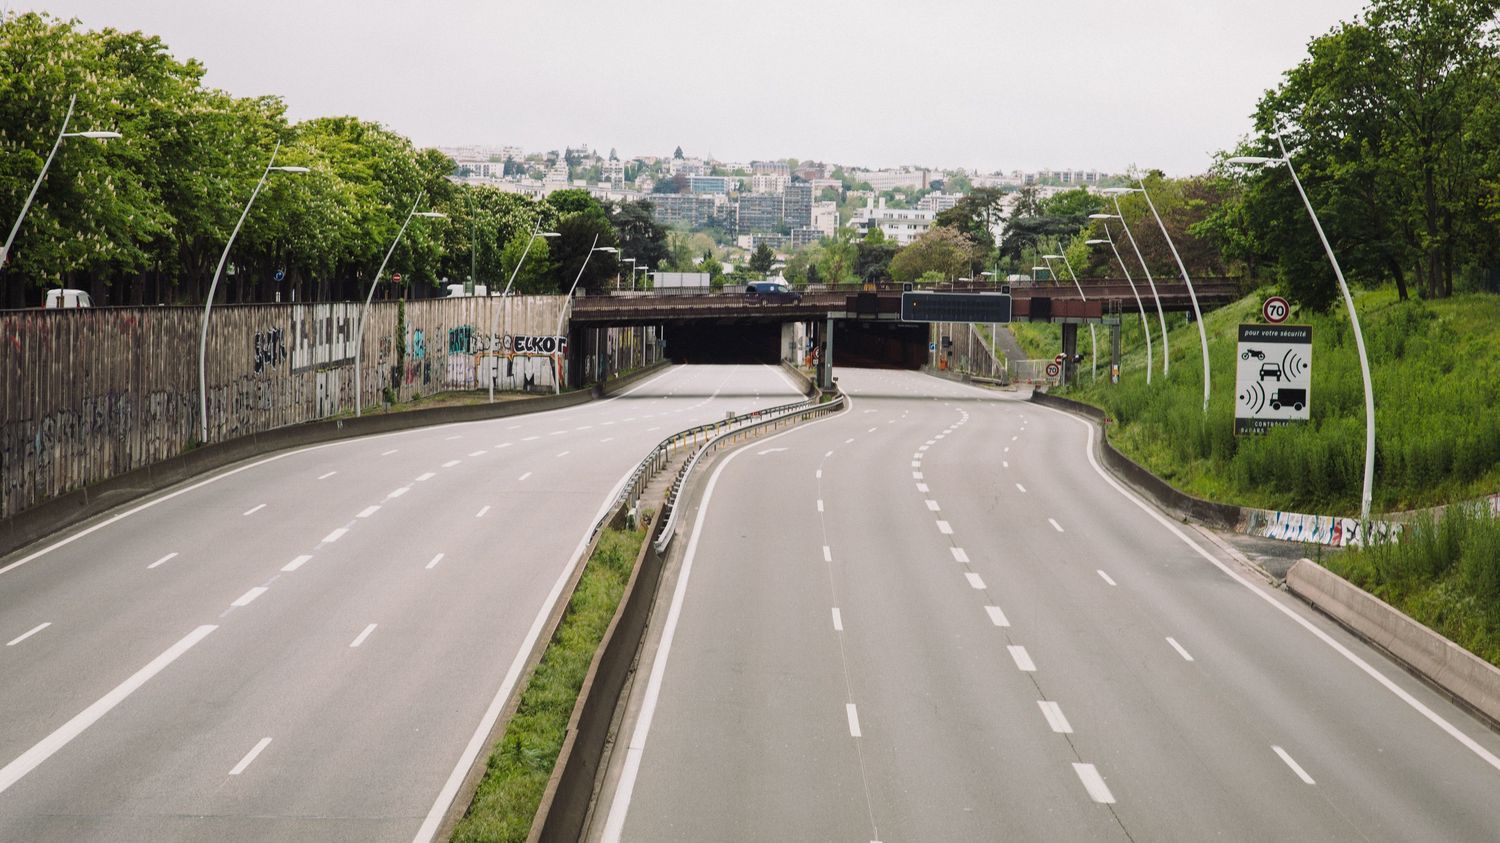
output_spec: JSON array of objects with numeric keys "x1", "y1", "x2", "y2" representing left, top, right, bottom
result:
[{"x1": 17, "y1": 0, "x2": 1371, "y2": 176}]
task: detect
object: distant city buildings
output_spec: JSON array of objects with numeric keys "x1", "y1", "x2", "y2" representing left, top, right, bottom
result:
[{"x1": 848, "y1": 197, "x2": 935, "y2": 245}]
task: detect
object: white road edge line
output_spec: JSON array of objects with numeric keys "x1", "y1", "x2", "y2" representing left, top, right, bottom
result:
[
  {"x1": 0, "y1": 625, "x2": 217, "y2": 795},
  {"x1": 1166, "y1": 637, "x2": 1196, "y2": 662},
  {"x1": 350, "y1": 624, "x2": 378, "y2": 648},
  {"x1": 846, "y1": 703, "x2": 862, "y2": 737},
  {"x1": 6, "y1": 622, "x2": 50, "y2": 647},
  {"x1": 1273, "y1": 745, "x2": 1316, "y2": 784},
  {"x1": 1073, "y1": 763, "x2": 1116, "y2": 804},
  {"x1": 229, "y1": 737, "x2": 272, "y2": 776},
  {"x1": 1038, "y1": 700, "x2": 1073, "y2": 733}
]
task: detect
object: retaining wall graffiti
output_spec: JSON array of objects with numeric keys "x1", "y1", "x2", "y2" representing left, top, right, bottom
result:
[{"x1": 1244, "y1": 508, "x2": 1401, "y2": 547}]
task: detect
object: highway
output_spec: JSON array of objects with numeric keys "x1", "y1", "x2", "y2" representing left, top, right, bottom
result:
[
  {"x1": 0, "y1": 364, "x2": 802, "y2": 842},
  {"x1": 598, "y1": 368, "x2": 1500, "y2": 841}
]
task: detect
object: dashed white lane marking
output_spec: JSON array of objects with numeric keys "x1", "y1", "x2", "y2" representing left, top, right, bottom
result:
[
  {"x1": 350, "y1": 624, "x2": 378, "y2": 648},
  {"x1": 601, "y1": 437, "x2": 614, "y2": 443},
  {"x1": 1038, "y1": 700, "x2": 1074, "y2": 733},
  {"x1": 758, "y1": 448, "x2": 787, "y2": 455},
  {"x1": 910, "y1": 461, "x2": 921, "y2": 468},
  {"x1": 846, "y1": 704, "x2": 862, "y2": 738},
  {"x1": 926, "y1": 500, "x2": 942, "y2": 512},
  {"x1": 936, "y1": 521, "x2": 953, "y2": 535},
  {"x1": 576, "y1": 425, "x2": 594, "y2": 431},
  {"x1": 468, "y1": 450, "x2": 486, "y2": 457},
  {"x1": 147, "y1": 552, "x2": 178, "y2": 570},
  {"x1": 229, "y1": 737, "x2": 272, "y2": 776},
  {"x1": 1097, "y1": 570, "x2": 1117, "y2": 586},
  {"x1": 822, "y1": 546, "x2": 832, "y2": 562},
  {"x1": 647, "y1": 427, "x2": 662, "y2": 433},
  {"x1": 845, "y1": 438, "x2": 856, "y2": 444},
  {"x1": 1016, "y1": 483, "x2": 1027, "y2": 493},
  {"x1": 951, "y1": 547, "x2": 969, "y2": 563},
  {"x1": 282, "y1": 555, "x2": 311, "y2": 572},
  {"x1": 1003, "y1": 461, "x2": 1010, "y2": 468},
  {"x1": 1008, "y1": 645, "x2": 1036, "y2": 671},
  {"x1": 6, "y1": 623, "x2": 50, "y2": 647},
  {"x1": 388, "y1": 486, "x2": 410, "y2": 499},
  {"x1": 495, "y1": 443, "x2": 512, "y2": 449},
  {"x1": 1048, "y1": 518, "x2": 1064, "y2": 532},
  {"x1": 1073, "y1": 763, "x2": 1116, "y2": 803},
  {"x1": 242, "y1": 504, "x2": 266, "y2": 516},
  {"x1": 832, "y1": 608, "x2": 844, "y2": 631},
  {"x1": 550, "y1": 430, "x2": 568, "y2": 436},
  {"x1": 867, "y1": 427, "x2": 877, "y2": 433},
  {"x1": 416, "y1": 472, "x2": 435, "y2": 482},
  {"x1": 965, "y1": 572, "x2": 985, "y2": 589},
  {"x1": 918, "y1": 445, "x2": 930, "y2": 452},
  {"x1": 1166, "y1": 637, "x2": 1196, "y2": 662},
  {"x1": 916, "y1": 483, "x2": 929, "y2": 493},
  {"x1": 317, "y1": 471, "x2": 337, "y2": 480},
  {"x1": 825, "y1": 450, "x2": 834, "y2": 458},
  {"x1": 1012, "y1": 435, "x2": 1018, "y2": 442},
  {"x1": 817, "y1": 500, "x2": 824, "y2": 512},
  {"x1": 381, "y1": 449, "x2": 398, "y2": 456},
  {"x1": 523, "y1": 436, "x2": 539, "y2": 441},
  {"x1": 912, "y1": 472, "x2": 923, "y2": 479},
  {"x1": 322, "y1": 527, "x2": 348, "y2": 544},
  {"x1": 475, "y1": 506, "x2": 491, "y2": 518},
  {"x1": 816, "y1": 470, "x2": 823, "y2": 479},
  {"x1": 600, "y1": 421, "x2": 614, "y2": 426},
  {"x1": 442, "y1": 460, "x2": 461, "y2": 469},
  {"x1": 518, "y1": 472, "x2": 533, "y2": 481},
  {"x1": 984, "y1": 606, "x2": 1010, "y2": 627},
  {"x1": 925, "y1": 439, "x2": 935, "y2": 445},
  {"x1": 556, "y1": 451, "x2": 571, "y2": 458},
  {"x1": 357, "y1": 506, "x2": 380, "y2": 518},
  {"x1": 445, "y1": 435, "x2": 461, "y2": 441},
  {"x1": 507, "y1": 424, "x2": 522, "y2": 430},
  {"x1": 230, "y1": 587, "x2": 267, "y2": 608},
  {"x1": 426, "y1": 553, "x2": 444, "y2": 570},
  {"x1": 1273, "y1": 746, "x2": 1316, "y2": 784},
  {"x1": 1004, "y1": 447, "x2": 1010, "y2": 453}
]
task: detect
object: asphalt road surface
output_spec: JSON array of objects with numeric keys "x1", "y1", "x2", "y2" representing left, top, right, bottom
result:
[
  {"x1": 599, "y1": 367, "x2": 1500, "y2": 842},
  {"x1": 0, "y1": 364, "x2": 802, "y2": 842}
]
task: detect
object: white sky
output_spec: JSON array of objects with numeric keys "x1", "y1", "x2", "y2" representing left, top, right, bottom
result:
[{"x1": 17, "y1": 0, "x2": 1372, "y2": 176}]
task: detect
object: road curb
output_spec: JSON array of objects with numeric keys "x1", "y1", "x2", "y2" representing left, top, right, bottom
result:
[{"x1": 1286, "y1": 559, "x2": 1500, "y2": 729}]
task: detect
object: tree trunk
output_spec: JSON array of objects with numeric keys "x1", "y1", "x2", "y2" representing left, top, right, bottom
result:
[{"x1": 1386, "y1": 258, "x2": 1409, "y2": 301}]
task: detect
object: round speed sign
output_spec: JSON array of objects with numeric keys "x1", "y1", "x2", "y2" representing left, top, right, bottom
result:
[{"x1": 1262, "y1": 295, "x2": 1290, "y2": 324}]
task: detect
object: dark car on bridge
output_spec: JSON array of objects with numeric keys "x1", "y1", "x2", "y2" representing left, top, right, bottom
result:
[{"x1": 744, "y1": 280, "x2": 802, "y2": 305}]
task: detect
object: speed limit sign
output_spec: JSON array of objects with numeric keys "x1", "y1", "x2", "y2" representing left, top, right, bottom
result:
[
  {"x1": 1045, "y1": 362, "x2": 1061, "y2": 378},
  {"x1": 1262, "y1": 296, "x2": 1290, "y2": 324}
]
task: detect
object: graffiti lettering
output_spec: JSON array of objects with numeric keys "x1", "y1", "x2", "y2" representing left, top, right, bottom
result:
[{"x1": 254, "y1": 326, "x2": 288, "y2": 374}]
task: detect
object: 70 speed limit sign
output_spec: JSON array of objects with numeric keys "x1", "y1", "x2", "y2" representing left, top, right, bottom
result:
[{"x1": 1262, "y1": 296, "x2": 1290, "y2": 324}]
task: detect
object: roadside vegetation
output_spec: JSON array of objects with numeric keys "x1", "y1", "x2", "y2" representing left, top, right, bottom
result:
[{"x1": 452, "y1": 525, "x2": 646, "y2": 843}]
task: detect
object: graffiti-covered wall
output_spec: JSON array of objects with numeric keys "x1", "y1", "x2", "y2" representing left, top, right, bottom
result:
[{"x1": 0, "y1": 295, "x2": 567, "y2": 519}]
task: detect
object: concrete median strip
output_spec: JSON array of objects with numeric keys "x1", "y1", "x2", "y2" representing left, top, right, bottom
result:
[{"x1": 1286, "y1": 559, "x2": 1500, "y2": 727}]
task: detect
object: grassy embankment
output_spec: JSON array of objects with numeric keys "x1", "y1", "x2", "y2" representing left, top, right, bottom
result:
[
  {"x1": 1007, "y1": 288, "x2": 1500, "y2": 667},
  {"x1": 451, "y1": 525, "x2": 647, "y2": 843}
]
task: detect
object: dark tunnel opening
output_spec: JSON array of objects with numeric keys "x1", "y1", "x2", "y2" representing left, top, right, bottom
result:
[{"x1": 665, "y1": 321, "x2": 781, "y2": 364}]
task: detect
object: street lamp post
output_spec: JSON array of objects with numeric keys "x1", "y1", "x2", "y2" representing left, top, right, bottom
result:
[
  {"x1": 1086, "y1": 224, "x2": 1153, "y2": 384},
  {"x1": 1230, "y1": 138, "x2": 1377, "y2": 526},
  {"x1": 198, "y1": 141, "x2": 308, "y2": 443},
  {"x1": 1041, "y1": 253, "x2": 1097, "y2": 382},
  {"x1": 1099, "y1": 192, "x2": 1169, "y2": 376},
  {"x1": 353, "y1": 193, "x2": 446, "y2": 417},
  {"x1": 1135, "y1": 179, "x2": 1213, "y2": 413},
  {"x1": 2, "y1": 94, "x2": 122, "y2": 271},
  {"x1": 489, "y1": 219, "x2": 559, "y2": 401},
  {"x1": 623, "y1": 257, "x2": 637, "y2": 290},
  {"x1": 551, "y1": 237, "x2": 617, "y2": 394}
]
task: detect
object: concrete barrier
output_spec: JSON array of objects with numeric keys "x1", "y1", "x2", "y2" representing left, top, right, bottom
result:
[
  {"x1": 1287, "y1": 559, "x2": 1500, "y2": 727},
  {"x1": 779, "y1": 361, "x2": 816, "y2": 397}
]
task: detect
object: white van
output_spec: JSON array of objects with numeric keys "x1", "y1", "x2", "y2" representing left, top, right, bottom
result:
[{"x1": 44, "y1": 289, "x2": 93, "y2": 308}]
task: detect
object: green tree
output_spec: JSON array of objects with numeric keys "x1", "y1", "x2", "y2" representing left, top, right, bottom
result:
[
  {"x1": 935, "y1": 187, "x2": 1005, "y2": 252},
  {"x1": 749, "y1": 241, "x2": 775, "y2": 273},
  {"x1": 888, "y1": 227, "x2": 982, "y2": 284}
]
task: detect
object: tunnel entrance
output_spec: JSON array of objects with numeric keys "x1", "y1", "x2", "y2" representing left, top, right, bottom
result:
[
  {"x1": 832, "y1": 321, "x2": 927, "y2": 370},
  {"x1": 665, "y1": 320, "x2": 780, "y2": 364}
]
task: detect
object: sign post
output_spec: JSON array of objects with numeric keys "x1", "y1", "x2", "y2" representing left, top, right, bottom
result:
[{"x1": 1234, "y1": 324, "x2": 1312, "y2": 435}]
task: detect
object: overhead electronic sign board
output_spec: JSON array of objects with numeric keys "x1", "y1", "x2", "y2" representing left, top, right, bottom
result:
[{"x1": 900, "y1": 291, "x2": 1012, "y2": 324}]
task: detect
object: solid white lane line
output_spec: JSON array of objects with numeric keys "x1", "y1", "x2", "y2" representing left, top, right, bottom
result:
[
  {"x1": 823, "y1": 546, "x2": 832, "y2": 562},
  {"x1": 469, "y1": 450, "x2": 486, "y2": 457},
  {"x1": 381, "y1": 449, "x2": 399, "y2": 456},
  {"x1": 242, "y1": 504, "x2": 266, "y2": 516},
  {"x1": 916, "y1": 483, "x2": 929, "y2": 493},
  {"x1": 1073, "y1": 763, "x2": 1116, "y2": 804},
  {"x1": 925, "y1": 500, "x2": 941, "y2": 511},
  {"x1": 846, "y1": 704, "x2": 862, "y2": 738},
  {"x1": 1167, "y1": 637, "x2": 1196, "y2": 662},
  {"x1": 230, "y1": 587, "x2": 267, "y2": 608},
  {"x1": 965, "y1": 572, "x2": 986, "y2": 590},
  {"x1": 817, "y1": 500, "x2": 824, "y2": 512},
  {"x1": 6, "y1": 623, "x2": 50, "y2": 647},
  {"x1": 556, "y1": 451, "x2": 570, "y2": 458},
  {"x1": 442, "y1": 460, "x2": 461, "y2": 468},
  {"x1": 475, "y1": 506, "x2": 491, "y2": 518},
  {"x1": 0, "y1": 624, "x2": 217, "y2": 796},
  {"x1": 147, "y1": 552, "x2": 178, "y2": 570},
  {"x1": 350, "y1": 624, "x2": 378, "y2": 648},
  {"x1": 388, "y1": 486, "x2": 410, "y2": 498},
  {"x1": 1097, "y1": 569, "x2": 1117, "y2": 586},
  {"x1": 951, "y1": 547, "x2": 969, "y2": 563},
  {"x1": 357, "y1": 505, "x2": 380, "y2": 519},
  {"x1": 282, "y1": 554, "x2": 312, "y2": 572},
  {"x1": 1038, "y1": 700, "x2": 1074, "y2": 733},
  {"x1": 1016, "y1": 483, "x2": 1027, "y2": 493},
  {"x1": 518, "y1": 472, "x2": 533, "y2": 481},
  {"x1": 426, "y1": 553, "x2": 444, "y2": 570},
  {"x1": 937, "y1": 521, "x2": 953, "y2": 534},
  {"x1": 318, "y1": 471, "x2": 337, "y2": 480},
  {"x1": 832, "y1": 608, "x2": 844, "y2": 631},
  {"x1": 322, "y1": 527, "x2": 348, "y2": 543},
  {"x1": 1048, "y1": 518, "x2": 1064, "y2": 532},
  {"x1": 229, "y1": 737, "x2": 272, "y2": 776},
  {"x1": 416, "y1": 472, "x2": 435, "y2": 482},
  {"x1": 1273, "y1": 745, "x2": 1316, "y2": 784},
  {"x1": 985, "y1": 606, "x2": 1010, "y2": 627},
  {"x1": 1008, "y1": 645, "x2": 1036, "y2": 672}
]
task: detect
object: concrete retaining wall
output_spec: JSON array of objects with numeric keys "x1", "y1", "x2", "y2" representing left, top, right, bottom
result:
[{"x1": 1286, "y1": 559, "x2": 1500, "y2": 727}]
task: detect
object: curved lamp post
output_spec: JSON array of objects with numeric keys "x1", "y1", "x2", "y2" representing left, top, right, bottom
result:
[
  {"x1": 551, "y1": 236, "x2": 617, "y2": 394},
  {"x1": 1136, "y1": 179, "x2": 1212, "y2": 412},
  {"x1": 1099, "y1": 190, "x2": 1169, "y2": 376},
  {"x1": 1230, "y1": 139, "x2": 1376, "y2": 526},
  {"x1": 2, "y1": 94, "x2": 122, "y2": 271},
  {"x1": 354, "y1": 193, "x2": 446, "y2": 417},
  {"x1": 198, "y1": 141, "x2": 308, "y2": 443},
  {"x1": 1041, "y1": 253, "x2": 1097, "y2": 382},
  {"x1": 489, "y1": 220, "x2": 559, "y2": 401},
  {"x1": 1086, "y1": 225, "x2": 1153, "y2": 384}
]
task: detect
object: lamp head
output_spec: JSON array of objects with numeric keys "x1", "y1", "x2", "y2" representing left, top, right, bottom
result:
[
  {"x1": 1087, "y1": 213, "x2": 1118, "y2": 220},
  {"x1": 68, "y1": 130, "x2": 122, "y2": 140},
  {"x1": 1225, "y1": 156, "x2": 1281, "y2": 167},
  {"x1": 1041, "y1": 254, "x2": 1064, "y2": 260},
  {"x1": 414, "y1": 211, "x2": 448, "y2": 218},
  {"x1": 539, "y1": 231, "x2": 561, "y2": 237},
  {"x1": 1084, "y1": 239, "x2": 1108, "y2": 245},
  {"x1": 1100, "y1": 187, "x2": 1138, "y2": 196}
]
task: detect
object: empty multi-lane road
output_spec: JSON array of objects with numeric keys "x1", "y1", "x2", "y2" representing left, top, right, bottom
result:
[
  {"x1": 599, "y1": 368, "x2": 1500, "y2": 841},
  {"x1": 0, "y1": 364, "x2": 801, "y2": 842}
]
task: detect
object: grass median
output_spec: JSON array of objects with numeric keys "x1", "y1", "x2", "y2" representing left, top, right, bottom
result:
[{"x1": 451, "y1": 524, "x2": 647, "y2": 843}]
